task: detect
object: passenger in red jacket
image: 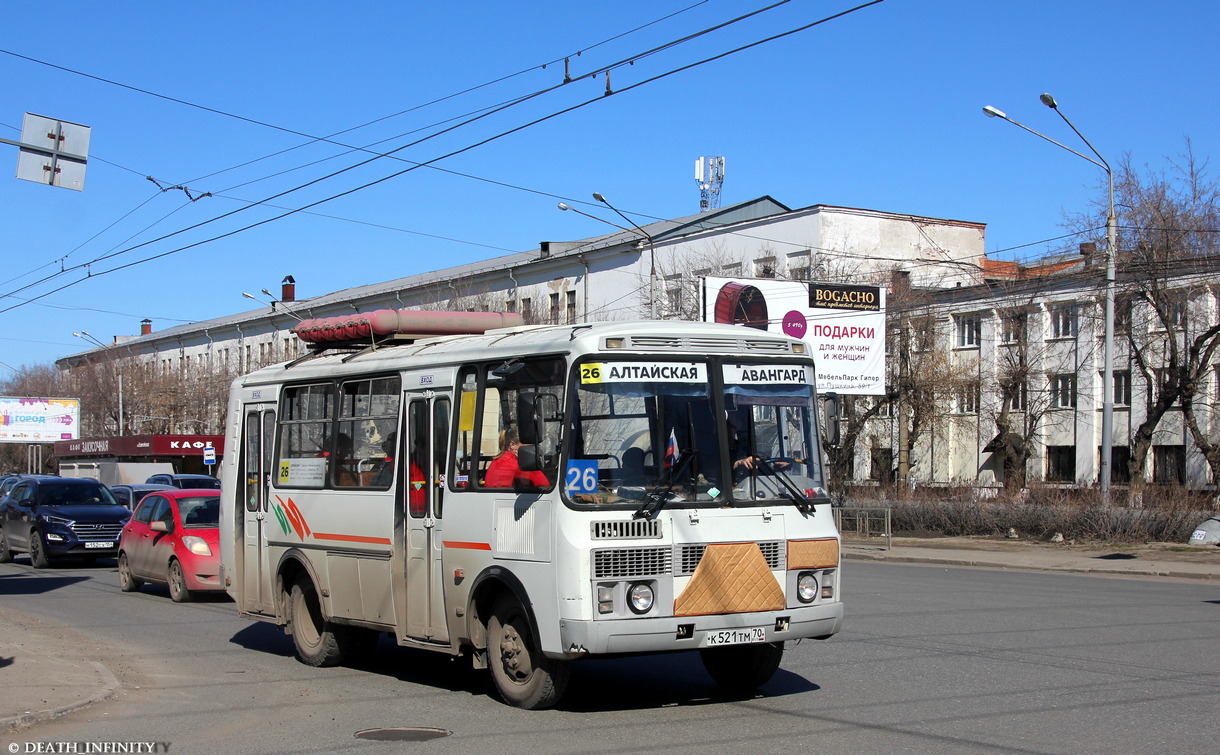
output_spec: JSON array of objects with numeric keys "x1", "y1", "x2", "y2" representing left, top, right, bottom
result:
[{"x1": 485, "y1": 428, "x2": 550, "y2": 490}]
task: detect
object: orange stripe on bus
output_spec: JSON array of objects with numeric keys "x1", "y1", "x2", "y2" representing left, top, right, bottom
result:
[
  {"x1": 312, "y1": 532, "x2": 392, "y2": 545},
  {"x1": 443, "y1": 541, "x2": 492, "y2": 550}
]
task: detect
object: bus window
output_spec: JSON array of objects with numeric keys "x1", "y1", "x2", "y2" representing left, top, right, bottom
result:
[
  {"x1": 278, "y1": 383, "x2": 333, "y2": 489},
  {"x1": 334, "y1": 376, "x2": 400, "y2": 488},
  {"x1": 450, "y1": 358, "x2": 564, "y2": 492}
]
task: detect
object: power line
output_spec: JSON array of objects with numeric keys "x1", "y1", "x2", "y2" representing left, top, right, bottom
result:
[{"x1": 1, "y1": 1, "x2": 888, "y2": 314}]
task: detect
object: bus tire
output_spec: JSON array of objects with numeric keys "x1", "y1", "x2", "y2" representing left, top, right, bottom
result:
[
  {"x1": 288, "y1": 577, "x2": 350, "y2": 667},
  {"x1": 699, "y1": 641, "x2": 784, "y2": 691},
  {"x1": 487, "y1": 594, "x2": 569, "y2": 710}
]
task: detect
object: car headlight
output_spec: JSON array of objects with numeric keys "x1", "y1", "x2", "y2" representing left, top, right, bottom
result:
[
  {"x1": 627, "y1": 582, "x2": 654, "y2": 614},
  {"x1": 181, "y1": 536, "x2": 213, "y2": 557},
  {"x1": 41, "y1": 514, "x2": 75, "y2": 527},
  {"x1": 796, "y1": 572, "x2": 818, "y2": 603}
]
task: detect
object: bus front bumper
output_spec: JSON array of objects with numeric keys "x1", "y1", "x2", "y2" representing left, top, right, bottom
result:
[{"x1": 552, "y1": 601, "x2": 844, "y2": 658}]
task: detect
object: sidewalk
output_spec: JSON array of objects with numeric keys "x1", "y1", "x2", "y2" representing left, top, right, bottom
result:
[
  {"x1": 843, "y1": 535, "x2": 1220, "y2": 581},
  {"x1": 2, "y1": 538, "x2": 1218, "y2": 734},
  {"x1": 0, "y1": 603, "x2": 121, "y2": 734}
]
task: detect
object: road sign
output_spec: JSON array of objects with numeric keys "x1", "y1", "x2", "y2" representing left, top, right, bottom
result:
[
  {"x1": 203, "y1": 446, "x2": 217, "y2": 465},
  {"x1": 11, "y1": 113, "x2": 91, "y2": 190}
]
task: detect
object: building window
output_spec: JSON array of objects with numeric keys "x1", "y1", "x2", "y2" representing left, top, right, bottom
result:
[
  {"x1": 955, "y1": 314, "x2": 981, "y2": 348},
  {"x1": 549, "y1": 292, "x2": 560, "y2": 325},
  {"x1": 521, "y1": 298, "x2": 533, "y2": 323},
  {"x1": 1000, "y1": 311, "x2": 1027, "y2": 344},
  {"x1": 787, "y1": 254, "x2": 812, "y2": 281},
  {"x1": 1153, "y1": 445, "x2": 1185, "y2": 484},
  {"x1": 911, "y1": 318, "x2": 934, "y2": 352},
  {"x1": 505, "y1": 299, "x2": 516, "y2": 314},
  {"x1": 1114, "y1": 296, "x2": 1132, "y2": 335},
  {"x1": 1002, "y1": 379, "x2": 1028, "y2": 411},
  {"x1": 1051, "y1": 374, "x2": 1077, "y2": 408},
  {"x1": 566, "y1": 291, "x2": 577, "y2": 324},
  {"x1": 870, "y1": 447, "x2": 894, "y2": 483},
  {"x1": 754, "y1": 257, "x2": 777, "y2": 278},
  {"x1": 1046, "y1": 446, "x2": 1076, "y2": 482},
  {"x1": 665, "y1": 274, "x2": 683, "y2": 315},
  {"x1": 721, "y1": 262, "x2": 742, "y2": 276},
  {"x1": 1108, "y1": 446, "x2": 1131, "y2": 484},
  {"x1": 1110, "y1": 370, "x2": 1131, "y2": 406},
  {"x1": 1051, "y1": 305, "x2": 1078, "y2": 339},
  {"x1": 953, "y1": 385, "x2": 980, "y2": 414},
  {"x1": 1169, "y1": 297, "x2": 1187, "y2": 328},
  {"x1": 1155, "y1": 369, "x2": 1178, "y2": 402}
]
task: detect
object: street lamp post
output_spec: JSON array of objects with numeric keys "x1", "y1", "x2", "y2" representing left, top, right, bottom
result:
[
  {"x1": 983, "y1": 95, "x2": 1116, "y2": 506},
  {"x1": 558, "y1": 194, "x2": 658, "y2": 319},
  {"x1": 73, "y1": 330, "x2": 124, "y2": 437}
]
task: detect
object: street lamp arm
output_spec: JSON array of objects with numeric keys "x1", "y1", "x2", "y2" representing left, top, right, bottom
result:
[
  {"x1": 556, "y1": 202, "x2": 635, "y2": 235},
  {"x1": 983, "y1": 107, "x2": 1107, "y2": 173}
]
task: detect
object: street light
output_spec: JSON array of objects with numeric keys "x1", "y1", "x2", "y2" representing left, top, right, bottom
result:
[
  {"x1": 242, "y1": 291, "x2": 304, "y2": 321},
  {"x1": 73, "y1": 330, "x2": 124, "y2": 436},
  {"x1": 983, "y1": 94, "x2": 1117, "y2": 505},
  {"x1": 558, "y1": 195, "x2": 659, "y2": 319}
]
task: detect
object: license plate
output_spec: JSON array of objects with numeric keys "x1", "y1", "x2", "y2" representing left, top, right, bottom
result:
[
  {"x1": 84, "y1": 541, "x2": 115, "y2": 549},
  {"x1": 702, "y1": 627, "x2": 766, "y2": 647}
]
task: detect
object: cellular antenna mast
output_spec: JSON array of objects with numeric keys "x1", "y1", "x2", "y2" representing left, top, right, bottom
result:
[{"x1": 694, "y1": 156, "x2": 725, "y2": 212}]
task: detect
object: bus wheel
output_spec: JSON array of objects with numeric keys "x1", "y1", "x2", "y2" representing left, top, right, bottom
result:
[
  {"x1": 488, "y1": 594, "x2": 569, "y2": 709},
  {"x1": 699, "y1": 641, "x2": 784, "y2": 691},
  {"x1": 288, "y1": 577, "x2": 350, "y2": 667}
]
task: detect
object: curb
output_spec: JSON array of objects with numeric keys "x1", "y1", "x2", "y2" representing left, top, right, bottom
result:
[
  {"x1": 1, "y1": 661, "x2": 120, "y2": 734},
  {"x1": 842, "y1": 551, "x2": 1219, "y2": 581}
]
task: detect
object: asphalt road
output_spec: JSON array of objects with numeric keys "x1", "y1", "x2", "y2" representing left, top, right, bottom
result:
[{"x1": 3, "y1": 558, "x2": 1219, "y2": 755}]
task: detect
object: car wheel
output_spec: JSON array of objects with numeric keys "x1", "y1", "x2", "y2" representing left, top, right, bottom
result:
[
  {"x1": 487, "y1": 594, "x2": 569, "y2": 709},
  {"x1": 168, "y1": 560, "x2": 193, "y2": 603},
  {"x1": 28, "y1": 530, "x2": 51, "y2": 569},
  {"x1": 699, "y1": 641, "x2": 785, "y2": 692},
  {"x1": 118, "y1": 552, "x2": 143, "y2": 592},
  {"x1": 288, "y1": 577, "x2": 353, "y2": 667},
  {"x1": 0, "y1": 528, "x2": 13, "y2": 563}
]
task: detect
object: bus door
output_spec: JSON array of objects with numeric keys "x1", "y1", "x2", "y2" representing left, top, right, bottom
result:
[
  {"x1": 404, "y1": 392, "x2": 451, "y2": 643},
  {"x1": 240, "y1": 404, "x2": 277, "y2": 615}
]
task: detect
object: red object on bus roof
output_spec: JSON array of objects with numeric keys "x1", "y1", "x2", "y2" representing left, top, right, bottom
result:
[{"x1": 293, "y1": 309, "x2": 525, "y2": 344}]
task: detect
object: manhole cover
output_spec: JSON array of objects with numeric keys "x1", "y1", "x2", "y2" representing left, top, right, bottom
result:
[{"x1": 355, "y1": 727, "x2": 452, "y2": 742}]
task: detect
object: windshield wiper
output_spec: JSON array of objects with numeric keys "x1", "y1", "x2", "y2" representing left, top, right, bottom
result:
[
  {"x1": 632, "y1": 450, "x2": 695, "y2": 520},
  {"x1": 755, "y1": 458, "x2": 814, "y2": 515}
]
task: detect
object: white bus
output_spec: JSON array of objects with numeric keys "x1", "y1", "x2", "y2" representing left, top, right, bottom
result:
[{"x1": 218, "y1": 311, "x2": 844, "y2": 709}]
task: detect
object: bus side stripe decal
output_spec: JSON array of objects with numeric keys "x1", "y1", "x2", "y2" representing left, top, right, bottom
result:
[
  {"x1": 443, "y1": 541, "x2": 492, "y2": 550},
  {"x1": 313, "y1": 532, "x2": 392, "y2": 545}
]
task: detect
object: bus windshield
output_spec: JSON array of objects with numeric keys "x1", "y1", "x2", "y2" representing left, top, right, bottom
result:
[{"x1": 566, "y1": 360, "x2": 823, "y2": 507}]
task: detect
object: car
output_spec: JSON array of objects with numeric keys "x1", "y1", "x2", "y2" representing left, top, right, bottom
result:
[
  {"x1": 0, "y1": 473, "x2": 59, "y2": 500},
  {"x1": 0, "y1": 477, "x2": 130, "y2": 568},
  {"x1": 144, "y1": 473, "x2": 221, "y2": 490},
  {"x1": 108, "y1": 483, "x2": 177, "y2": 510},
  {"x1": 118, "y1": 488, "x2": 223, "y2": 602},
  {"x1": 1188, "y1": 515, "x2": 1220, "y2": 545}
]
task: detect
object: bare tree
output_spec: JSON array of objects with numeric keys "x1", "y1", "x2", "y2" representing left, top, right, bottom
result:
[{"x1": 1068, "y1": 144, "x2": 1220, "y2": 492}]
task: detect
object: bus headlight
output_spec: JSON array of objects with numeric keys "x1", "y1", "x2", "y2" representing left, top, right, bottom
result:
[
  {"x1": 796, "y1": 572, "x2": 818, "y2": 603},
  {"x1": 627, "y1": 582, "x2": 654, "y2": 614}
]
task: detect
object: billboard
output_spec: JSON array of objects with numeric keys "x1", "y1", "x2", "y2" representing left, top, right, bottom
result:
[
  {"x1": 701, "y1": 278, "x2": 886, "y2": 395},
  {"x1": 0, "y1": 397, "x2": 81, "y2": 443}
]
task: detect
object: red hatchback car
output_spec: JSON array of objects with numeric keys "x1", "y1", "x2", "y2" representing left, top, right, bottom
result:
[{"x1": 118, "y1": 489, "x2": 223, "y2": 602}]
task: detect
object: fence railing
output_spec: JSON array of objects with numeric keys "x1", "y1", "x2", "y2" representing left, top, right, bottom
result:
[{"x1": 834, "y1": 504, "x2": 891, "y2": 550}]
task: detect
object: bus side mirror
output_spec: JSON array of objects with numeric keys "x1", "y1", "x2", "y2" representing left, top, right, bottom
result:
[
  {"x1": 819, "y1": 392, "x2": 841, "y2": 448},
  {"x1": 516, "y1": 393, "x2": 543, "y2": 445}
]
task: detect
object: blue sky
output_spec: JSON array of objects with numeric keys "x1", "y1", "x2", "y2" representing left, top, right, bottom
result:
[{"x1": 2, "y1": 0, "x2": 1217, "y2": 370}]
